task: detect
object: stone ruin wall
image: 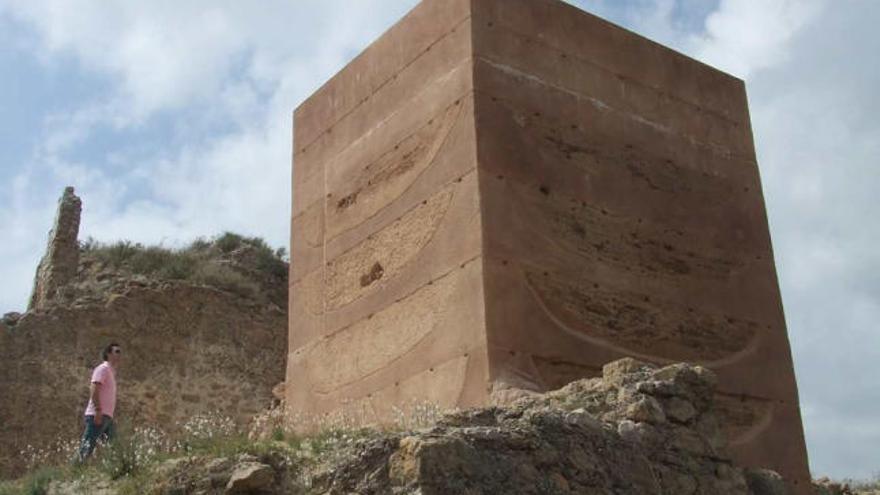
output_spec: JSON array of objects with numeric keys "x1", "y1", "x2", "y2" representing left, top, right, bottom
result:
[
  {"x1": 0, "y1": 189, "x2": 287, "y2": 478},
  {"x1": 288, "y1": 0, "x2": 486, "y2": 425},
  {"x1": 0, "y1": 286, "x2": 286, "y2": 477},
  {"x1": 287, "y1": 0, "x2": 811, "y2": 491},
  {"x1": 29, "y1": 186, "x2": 82, "y2": 310}
]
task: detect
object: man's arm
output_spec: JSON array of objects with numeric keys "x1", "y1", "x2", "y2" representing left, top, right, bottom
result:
[{"x1": 90, "y1": 381, "x2": 103, "y2": 425}]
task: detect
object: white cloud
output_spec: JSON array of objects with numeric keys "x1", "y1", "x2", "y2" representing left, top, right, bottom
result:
[
  {"x1": 694, "y1": 0, "x2": 822, "y2": 78},
  {"x1": 3, "y1": 0, "x2": 419, "y2": 122},
  {"x1": 687, "y1": 0, "x2": 880, "y2": 479},
  {"x1": 7, "y1": 0, "x2": 247, "y2": 120},
  {"x1": 0, "y1": 0, "x2": 420, "y2": 310}
]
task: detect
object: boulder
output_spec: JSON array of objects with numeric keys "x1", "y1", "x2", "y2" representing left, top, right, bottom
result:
[
  {"x1": 225, "y1": 462, "x2": 274, "y2": 494},
  {"x1": 310, "y1": 359, "x2": 772, "y2": 494}
]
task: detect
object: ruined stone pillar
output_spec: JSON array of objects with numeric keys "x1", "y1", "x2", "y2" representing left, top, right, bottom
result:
[
  {"x1": 288, "y1": 0, "x2": 810, "y2": 489},
  {"x1": 29, "y1": 186, "x2": 81, "y2": 310}
]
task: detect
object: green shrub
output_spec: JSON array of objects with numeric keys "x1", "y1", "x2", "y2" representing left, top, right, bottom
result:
[
  {"x1": 99, "y1": 441, "x2": 139, "y2": 480},
  {"x1": 271, "y1": 427, "x2": 286, "y2": 442},
  {"x1": 20, "y1": 467, "x2": 59, "y2": 495},
  {"x1": 254, "y1": 248, "x2": 288, "y2": 279},
  {"x1": 90, "y1": 240, "x2": 142, "y2": 268},
  {"x1": 244, "y1": 236, "x2": 270, "y2": 252},
  {"x1": 127, "y1": 247, "x2": 174, "y2": 276},
  {"x1": 80, "y1": 232, "x2": 287, "y2": 296},
  {"x1": 210, "y1": 232, "x2": 287, "y2": 280},
  {"x1": 187, "y1": 237, "x2": 211, "y2": 252},
  {"x1": 214, "y1": 232, "x2": 244, "y2": 253},
  {"x1": 95, "y1": 426, "x2": 170, "y2": 481},
  {"x1": 155, "y1": 252, "x2": 198, "y2": 280}
]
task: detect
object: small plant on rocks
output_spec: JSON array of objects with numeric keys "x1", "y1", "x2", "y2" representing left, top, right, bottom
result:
[{"x1": 391, "y1": 399, "x2": 454, "y2": 430}]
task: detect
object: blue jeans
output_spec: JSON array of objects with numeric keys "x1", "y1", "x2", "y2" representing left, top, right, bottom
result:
[{"x1": 78, "y1": 414, "x2": 114, "y2": 461}]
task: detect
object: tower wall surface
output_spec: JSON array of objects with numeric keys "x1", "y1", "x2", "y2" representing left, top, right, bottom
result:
[
  {"x1": 289, "y1": 0, "x2": 491, "y2": 423},
  {"x1": 289, "y1": 0, "x2": 810, "y2": 489}
]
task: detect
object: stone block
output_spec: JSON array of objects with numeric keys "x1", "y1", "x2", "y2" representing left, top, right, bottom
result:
[{"x1": 288, "y1": 0, "x2": 810, "y2": 490}]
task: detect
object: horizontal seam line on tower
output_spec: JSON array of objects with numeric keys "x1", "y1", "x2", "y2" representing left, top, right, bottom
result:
[
  {"x1": 478, "y1": 19, "x2": 744, "y2": 126},
  {"x1": 297, "y1": 14, "x2": 473, "y2": 154},
  {"x1": 294, "y1": 253, "x2": 482, "y2": 348}
]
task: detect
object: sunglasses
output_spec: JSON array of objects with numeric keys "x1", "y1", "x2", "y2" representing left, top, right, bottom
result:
[{"x1": 112, "y1": 349, "x2": 122, "y2": 354}]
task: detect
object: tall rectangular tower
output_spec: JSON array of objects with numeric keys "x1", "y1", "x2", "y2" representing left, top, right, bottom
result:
[{"x1": 289, "y1": 0, "x2": 810, "y2": 489}]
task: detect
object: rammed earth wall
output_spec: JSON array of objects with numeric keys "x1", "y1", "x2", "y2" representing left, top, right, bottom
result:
[{"x1": 287, "y1": 0, "x2": 810, "y2": 491}]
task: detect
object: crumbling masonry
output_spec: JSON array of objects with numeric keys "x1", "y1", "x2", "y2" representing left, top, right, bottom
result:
[{"x1": 29, "y1": 186, "x2": 81, "y2": 310}]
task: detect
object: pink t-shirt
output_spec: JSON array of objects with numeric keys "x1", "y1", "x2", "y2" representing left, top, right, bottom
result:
[{"x1": 84, "y1": 361, "x2": 116, "y2": 418}]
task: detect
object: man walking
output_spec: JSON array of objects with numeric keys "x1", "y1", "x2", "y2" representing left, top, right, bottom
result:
[{"x1": 78, "y1": 342, "x2": 121, "y2": 461}]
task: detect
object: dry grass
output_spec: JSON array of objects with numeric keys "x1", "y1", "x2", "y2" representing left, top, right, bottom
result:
[
  {"x1": 79, "y1": 232, "x2": 286, "y2": 297},
  {"x1": 0, "y1": 402, "x2": 455, "y2": 494}
]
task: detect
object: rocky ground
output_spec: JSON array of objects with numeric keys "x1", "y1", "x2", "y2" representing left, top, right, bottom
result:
[
  {"x1": 4, "y1": 358, "x2": 874, "y2": 495},
  {"x1": 310, "y1": 358, "x2": 779, "y2": 494}
]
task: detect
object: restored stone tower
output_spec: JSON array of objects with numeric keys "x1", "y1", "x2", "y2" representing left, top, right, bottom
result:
[
  {"x1": 29, "y1": 186, "x2": 82, "y2": 310},
  {"x1": 289, "y1": 0, "x2": 810, "y2": 488}
]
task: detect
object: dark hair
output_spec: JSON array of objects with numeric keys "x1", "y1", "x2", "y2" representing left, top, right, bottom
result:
[{"x1": 102, "y1": 342, "x2": 120, "y2": 361}]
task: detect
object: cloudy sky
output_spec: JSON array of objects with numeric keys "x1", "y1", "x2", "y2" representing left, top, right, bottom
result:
[{"x1": 0, "y1": 0, "x2": 877, "y2": 480}]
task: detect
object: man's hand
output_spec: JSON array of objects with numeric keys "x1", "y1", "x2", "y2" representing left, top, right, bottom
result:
[{"x1": 94, "y1": 412, "x2": 103, "y2": 426}]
